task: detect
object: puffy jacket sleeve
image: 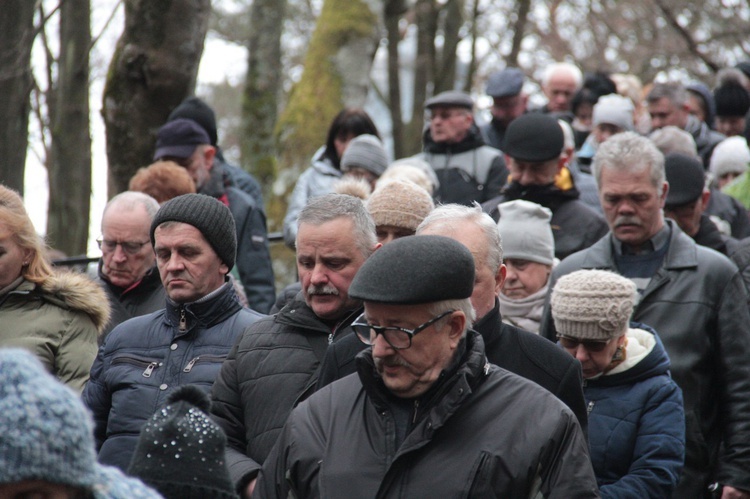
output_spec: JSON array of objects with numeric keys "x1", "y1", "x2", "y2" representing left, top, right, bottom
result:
[
  {"x1": 481, "y1": 155, "x2": 509, "y2": 202},
  {"x1": 210, "y1": 339, "x2": 262, "y2": 488},
  {"x1": 56, "y1": 311, "x2": 99, "y2": 393},
  {"x1": 82, "y1": 343, "x2": 111, "y2": 451},
  {"x1": 234, "y1": 200, "x2": 276, "y2": 314},
  {"x1": 599, "y1": 379, "x2": 685, "y2": 499}
]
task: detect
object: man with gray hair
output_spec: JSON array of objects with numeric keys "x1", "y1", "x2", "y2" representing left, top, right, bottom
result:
[
  {"x1": 95, "y1": 191, "x2": 164, "y2": 339},
  {"x1": 211, "y1": 193, "x2": 379, "y2": 497},
  {"x1": 255, "y1": 235, "x2": 598, "y2": 498},
  {"x1": 540, "y1": 61, "x2": 583, "y2": 114},
  {"x1": 316, "y1": 202, "x2": 587, "y2": 430},
  {"x1": 647, "y1": 82, "x2": 724, "y2": 167},
  {"x1": 541, "y1": 131, "x2": 750, "y2": 499}
]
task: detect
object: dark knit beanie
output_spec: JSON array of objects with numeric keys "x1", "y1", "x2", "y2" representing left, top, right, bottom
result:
[
  {"x1": 714, "y1": 79, "x2": 750, "y2": 117},
  {"x1": 150, "y1": 194, "x2": 237, "y2": 271},
  {"x1": 128, "y1": 386, "x2": 238, "y2": 499},
  {"x1": 502, "y1": 113, "x2": 564, "y2": 162},
  {"x1": 168, "y1": 96, "x2": 218, "y2": 146},
  {"x1": 349, "y1": 235, "x2": 474, "y2": 304}
]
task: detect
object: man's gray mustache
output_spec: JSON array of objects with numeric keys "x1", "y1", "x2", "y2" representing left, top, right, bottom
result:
[{"x1": 307, "y1": 285, "x2": 339, "y2": 296}]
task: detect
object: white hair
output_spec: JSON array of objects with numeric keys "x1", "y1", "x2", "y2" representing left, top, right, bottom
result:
[{"x1": 542, "y1": 62, "x2": 583, "y2": 89}]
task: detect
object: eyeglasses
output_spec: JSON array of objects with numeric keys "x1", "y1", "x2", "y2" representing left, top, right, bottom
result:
[
  {"x1": 557, "y1": 335, "x2": 613, "y2": 353},
  {"x1": 352, "y1": 310, "x2": 455, "y2": 350},
  {"x1": 97, "y1": 238, "x2": 151, "y2": 255}
]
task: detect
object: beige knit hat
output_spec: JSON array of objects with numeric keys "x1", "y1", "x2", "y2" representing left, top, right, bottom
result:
[
  {"x1": 366, "y1": 179, "x2": 434, "y2": 232},
  {"x1": 551, "y1": 269, "x2": 636, "y2": 341}
]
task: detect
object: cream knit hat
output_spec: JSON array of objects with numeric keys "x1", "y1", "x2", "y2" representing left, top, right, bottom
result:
[
  {"x1": 366, "y1": 179, "x2": 434, "y2": 232},
  {"x1": 551, "y1": 269, "x2": 636, "y2": 340}
]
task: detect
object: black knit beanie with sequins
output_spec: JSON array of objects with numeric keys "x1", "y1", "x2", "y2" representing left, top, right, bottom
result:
[{"x1": 127, "y1": 385, "x2": 238, "y2": 499}]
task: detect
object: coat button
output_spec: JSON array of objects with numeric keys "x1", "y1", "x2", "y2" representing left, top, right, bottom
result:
[
  {"x1": 170, "y1": 343, "x2": 178, "y2": 351},
  {"x1": 159, "y1": 384, "x2": 168, "y2": 390}
]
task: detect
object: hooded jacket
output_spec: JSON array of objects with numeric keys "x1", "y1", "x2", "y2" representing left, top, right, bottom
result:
[
  {"x1": 417, "y1": 124, "x2": 508, "y2": 205},
  {"x1": 584, "y1": 324, "x2": 685, "y2": 498},
  {"x1": 0, "y1": 272, "x2": 110, "y2": 393},
  {"x1": 542, "y1": 221, "x2": 750, "y2": 496},
  {"x1": 282, "y1": 147, "x2": 342, "y2": 248},
  {"x1": 210, "y1": 292, "x2": 361, "y2": 488},
  {"x1": 684, "y1": 114, "x2": 725, "y2": 168},
  {"x1": 83, "y1": 281, "x2": 263, "y2": 471},
  {"x1": 255, "y1": 330, "x2": 599, "y2": 499}
]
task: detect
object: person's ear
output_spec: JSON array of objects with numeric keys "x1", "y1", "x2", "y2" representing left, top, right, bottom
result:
[
  {"x1": 495, "y1": 264, "x2": 506, "y2": 295},
  {"x1": 447, "y1": 311, "x2": 466, "y2": 348},
  {"x1": 204, "y1": 146, "x2": 216, "y2": 170}
]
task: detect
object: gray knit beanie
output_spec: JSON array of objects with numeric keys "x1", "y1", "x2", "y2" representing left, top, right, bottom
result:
[
  {"x1": 0, "y1": 348, "x2": 161, "y2": 498},
  {"x1": 341, "y1": 134, "x2": 389, "y2": 177},
  {"x1": 551, "y1": 270, "x2": 636, "y2": 341},
  {"x1": 496, "y1": 200, "x2": 554, "y2": 265},
  {"x1": 150, "y1": 193, "x2": 237, "y2": 271},
  {"x1": 710, "y1": 136, "x2": 750, "y2": 179},
  {"x1": 367, "y1": 179, "x2": 435, "y2": 232},
  {"x1": 592, "y1": 93, "x2": 634, "y2": 131}
]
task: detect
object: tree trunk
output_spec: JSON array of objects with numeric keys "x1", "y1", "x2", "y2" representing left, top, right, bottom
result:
[
  {"x1": 103, "y1": 0, "x2": 210, "y2": 197},
  {"x1": 242, "y1": 0, "x2": 287, "y2": 201},
  {"x1": 46, "y1": 0, "x2": 91, "y2": 256},
  {"x1": 507, "y1": 0, "x2": 531, "y2": 66},
  {"x1": 274, "y1": 0, "x2": 382, "y2": 227},
  {"x1": 385, "y1": 0, "x2": 406, "y2": 159},
  {"x1": 0, "y1": 1, "x2": 35, "y2": 193},
  {"x1": 435, "y1": 0, "x2": 463, "y2": 94}
]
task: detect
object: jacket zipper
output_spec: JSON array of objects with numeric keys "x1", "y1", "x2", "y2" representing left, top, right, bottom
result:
[
  {"x1": 142, "y1": 362, "x2": 158, "y2": 378},
  {"x1": 179, "y1": 308, "x2": 187, "y2": 332},
  {"x1": 587, "y1": 400, "x2": 595, "y2": 415},
  {"x1": 111, "y1": 355, "x2": 161, "y2": 376},
  {"x1": 412, "y1": 400, "x2": 420, "y2": 424},
  {"x1": 183, "y1": 355, "x2": 227, "y2": 373}
]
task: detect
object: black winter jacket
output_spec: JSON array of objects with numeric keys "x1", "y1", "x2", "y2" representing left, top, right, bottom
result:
[
  {"x1": 256, "y1": 331, "x2": 599, "y2": 499},
  {"x1": 83, "y1": 282, "x2": 264, "y2": 471},
  {"x1": 210, "y1": 292, "x2": 361, "y2": 489},
  {"x1": 541, "y1": 221, "x2": 750, "y2": 497}
]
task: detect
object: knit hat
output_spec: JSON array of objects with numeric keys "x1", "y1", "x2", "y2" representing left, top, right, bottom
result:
[
  {"x1": 150, "y1": 193, "x2": 237, "y2": 270},
  {"x1": 154, "y1": 118, "x2": 211, "y2": 161},
  {"x1": 340, "y1": 134, "x2": 388, "y2": 177},
  {"x1": 710, "y1": 136, "x2": 750, "y2": 179},
  {"x1": 551, "y1": 270, "x2": 636, "y2": 340},
  {"x1": 367, "y1": 179, "x2": 434, "y2": 232},
  {"x1": 592, "y1": 93, "x2": 634, "y2": 131},
  {"x1": 0, "y1": 348, "x2": 161, "y2": 498},
  {"x1": 664, "y1": 153, "x2": 706, "y2": 207},
  {"x1": 384, "y1": 158, "x2": 439, "y2": 194},
  {"x1": 168, "y1": 96, "x2": 219, "y2": 146},
  {"x1": 714, "y1": 72, "x2": 750, "y2": 117},
  {"x1": 496, "y1": 200, "x2": 554, "y2": 265},
  {"x1": 349, "y1": 235, "x2": 474, "y2": 304},
  {"x1": 127, "y1": 385, "x2": 238, "y2": 499},
  {"x1": 502, "y1": 113, "x2": 564, "y2": 162}
]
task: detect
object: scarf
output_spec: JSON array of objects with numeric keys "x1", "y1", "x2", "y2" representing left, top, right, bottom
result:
[{"x1": 497, "y1": 284, "x2": 548, "y2": 334}]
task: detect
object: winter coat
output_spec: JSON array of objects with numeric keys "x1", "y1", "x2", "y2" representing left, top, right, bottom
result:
[
  {"x1": 0, "y1": 273, "x2": 109, "y2": 393},
  {"x1": 482, "y1": 177, "x2": 609, "y2": 260},
  {"x1": 315, "y1": 299, "x2": 587, "y2": 435},
  {"x1": 83, "y1": 282, "x2": 264, "y2": 471},
  {"x1": 541, "y1": 221, "x2": 750, "y2": 497},
  {"x1": 706, "y1": 187, "x2": 750, "y2": 239},
  {"x1": 283, "y1": 147, "x2": 341, "y2": 248},
  {"x1": 255, "y1": 330, "x2": 599, "y2": 499},
  {"x1": 685, "y1": 114, "x2": 725, "y2": 168},
  {"x1": 585, "y1": 324, "x2": 685, "y2": 498},
  {"x1": 95, "y1": 262, "x2": 165, "y2": 341},
  {"x1": 210, "y1": 292, "x2": 361, "y2": 488},
  {"x1": 417, "y1": 124, "x2": 508, "y2": 205}
]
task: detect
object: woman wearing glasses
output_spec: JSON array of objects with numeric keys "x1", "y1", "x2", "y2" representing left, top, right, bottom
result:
[
  {"x1": 0, "y1": 185, "x2": 109, "y2": 392},
  {"x1": 550, "y1": 269, "x2": 685, "y2": 498}
]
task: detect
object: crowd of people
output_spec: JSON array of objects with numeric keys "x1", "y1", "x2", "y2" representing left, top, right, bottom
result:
[{"x1": 4, "y1": 59, "x2": 750, "y2": 498}]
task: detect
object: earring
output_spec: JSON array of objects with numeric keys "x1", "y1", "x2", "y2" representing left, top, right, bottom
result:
[{"x1": 612, "y1": 345, "x2": 625, "y2": 362}]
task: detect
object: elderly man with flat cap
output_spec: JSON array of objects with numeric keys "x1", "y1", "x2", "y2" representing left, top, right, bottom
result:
[
  {"x1": 83, "y1": 194, "x2": 265, "y2": 472},
  {"x1": 413, "y1": 90, "x2": 508, "y2": 205},
  {"x1": 480, "y1": 67, "x2": 528, "y2": 150},
  {"x1": 254, "y1": 235, "x2": 598, "y2": 499},
  {"x1": 482, "y1": 112, "x2": 608, "y2": 259}
]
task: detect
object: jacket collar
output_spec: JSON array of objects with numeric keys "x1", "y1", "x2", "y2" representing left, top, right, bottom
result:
[
  {"x1": 422, "y1": 123, "x2": 486, "y2": 154},
  {"x1": 164, "y1": 281, "x2": 242, "y2": 335},
  {"x1": 581, "y1": 220, "x2": 698, "y2": 271},
  {"x1": 99, "y1": 262, "x2": 162, "y2": 297},
  {"x1": 274, "y1": 291, "x2": 362, "y2": 337}
]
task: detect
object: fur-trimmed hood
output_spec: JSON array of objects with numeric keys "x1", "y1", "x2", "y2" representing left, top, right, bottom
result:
[{"x1": 39, "y1": 271, "x2": 111, "y2": 334}]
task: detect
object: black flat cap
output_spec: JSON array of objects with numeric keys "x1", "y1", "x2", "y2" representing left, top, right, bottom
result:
[
  {"x1": 349, "y1": 235, "x2": 474, "y2": 304},
  {"x1": 486, "y1": 68, "x2": 524, "y2": 98},
  {"x1": 501, "y1": 113, "x2": 564, "y2": 162},
  {"x1": 425, "y1": 90, "x2": 474, "y2": 110},
  {"x1": 664, "y1": 153, "x2": 706, "y2": 206}
]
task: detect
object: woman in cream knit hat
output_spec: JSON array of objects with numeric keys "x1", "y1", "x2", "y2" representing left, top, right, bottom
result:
[{"x1": 551, "y1": 269, "x2": 685, "y2": 498}]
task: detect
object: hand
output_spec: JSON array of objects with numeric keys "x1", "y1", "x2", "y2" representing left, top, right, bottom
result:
[
  {"x1": 245, "y1": 477, "x2": 257, "y2": 498},
  {"x1": 722, "y1": 485, "x2": 750, "y2": 499}
]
